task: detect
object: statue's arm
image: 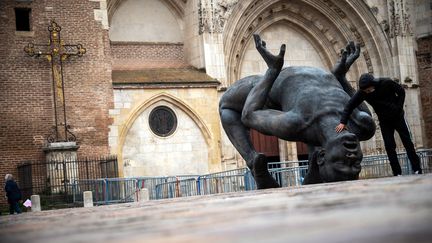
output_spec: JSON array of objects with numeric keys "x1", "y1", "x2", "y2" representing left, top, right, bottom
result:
[
  {"x1": 331, "y1": 42, "x2": 360, "y2": 97},
  {"x1": 332, "y1": 42, "x2": 371, "y2": 115},
  {"x1": 331, "y1": 42, "x2": 360, "y2": 78},
  {"x1": 340, "y1": 91, "x2": 366, "y2": 124}
]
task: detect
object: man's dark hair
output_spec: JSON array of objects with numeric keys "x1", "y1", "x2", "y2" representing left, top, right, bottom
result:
[{"x1": 359, "y1": 73, "x2": 375, "y2": 90}]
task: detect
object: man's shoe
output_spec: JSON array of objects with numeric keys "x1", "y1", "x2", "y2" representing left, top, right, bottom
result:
[{"x1": 414, "y1": 169, "x2": 422, "y2": 175}]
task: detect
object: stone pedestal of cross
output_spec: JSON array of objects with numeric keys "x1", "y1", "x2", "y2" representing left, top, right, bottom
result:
[{"x1": 24, "y1": 20, "x2": 86, "y2": 142}]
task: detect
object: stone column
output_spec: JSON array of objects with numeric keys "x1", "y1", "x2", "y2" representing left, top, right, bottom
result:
[
  {"x1": 386, "y1": 0, "x2": 425, "y2": 148},
  {"x1": 278, "y1": 140, "x2": 298, "y2": 162},
  {"x1": 197, "y1": 0, "x2": 238, "y2": 88},
  {"x1": 43, "y1": 142, "x2": 80, "y2": 194}
]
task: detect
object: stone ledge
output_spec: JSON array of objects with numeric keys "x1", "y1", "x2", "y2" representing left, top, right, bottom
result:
[{"x1": 43, "y1": 142, "x2": 80, "y2": 152}]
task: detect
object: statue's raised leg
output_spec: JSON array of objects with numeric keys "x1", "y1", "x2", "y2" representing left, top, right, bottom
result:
[{"x1": 239, "y1": 34, "x2": 286, "y2": 189}]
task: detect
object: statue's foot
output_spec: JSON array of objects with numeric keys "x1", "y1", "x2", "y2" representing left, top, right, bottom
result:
[
  {"x1": 253, "y1": 34, "x2": 285, "y2": 70},
  {"x1": 252, "y1": 153, "x2": 280, "y2": 189}
]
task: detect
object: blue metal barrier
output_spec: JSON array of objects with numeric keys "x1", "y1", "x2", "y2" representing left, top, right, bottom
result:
[
  {"x1": 104, "y1": 178, "x2": 137, "y2": 204},
  {"x1": 198, "y1": 168, "x2": 248, "y2": 196},
  {"x1": 267, "y1": 161, "x2": 308, "y2": 187},
  {"x1": 135, "y1": 177, "x2": 175, "y2": 200},
  {"x1": 135, "y1": 175, "x2": 199, "y2": 200},
  {"x1": 72, "y1": 149, "x2": 431, "y2": 203},
  {"x1": 244, "y1": 170, "x2": 256, "y2": 190},
  {"x1": 155, "y1": 177, "x2": 199, "y2": 199},
  {"x1": 72, "y1": 179, "x2": 106, "y2": 205},
  {"x1": 359, "y1": 149, "x2": 431, "y2": 178}
]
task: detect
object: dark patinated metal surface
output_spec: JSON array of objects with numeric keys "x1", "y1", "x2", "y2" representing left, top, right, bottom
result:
[{"x1": 219, "y1": 34, "x2": 375, "y2": 188}]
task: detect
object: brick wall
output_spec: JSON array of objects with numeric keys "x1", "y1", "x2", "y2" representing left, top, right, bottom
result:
[
  {"x1": 0, "y1": 0, "x2": 113, "y2": 206},
  {"x1": 111, "y1": 42, "x2": 188, "y2": 70},
  {"x1": 417, "y1": 36, "x2": 432, "y2": 148}
]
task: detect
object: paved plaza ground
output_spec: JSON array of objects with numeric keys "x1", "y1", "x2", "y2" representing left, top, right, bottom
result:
[{"x1": 1, "y1": 174, "x2": 431, "y2": 243}]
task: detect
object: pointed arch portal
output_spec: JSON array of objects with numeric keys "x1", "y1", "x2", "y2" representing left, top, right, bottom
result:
[
  {"x1": 224, "y1": 0, "x2": 393, "y2": 85},
  {"x1": 222, "y1": 0, "x2": 393, "y2": 159}
]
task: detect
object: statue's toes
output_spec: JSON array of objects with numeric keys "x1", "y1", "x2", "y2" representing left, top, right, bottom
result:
[{"x1": 278, "y1": 44, "x2": 286, "y2": 57}]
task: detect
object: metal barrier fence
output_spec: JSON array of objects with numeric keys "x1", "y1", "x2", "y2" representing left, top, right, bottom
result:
[
  {"x1": 155, "y1": 178, "x2": 199, "y2": 199},
  {"x1": 72, "y1": 175, "x2": 199, "y2": 204},
  {"x1": 360, "y1": 149, "x2": 431, "y2": 178},
  {"x1": 198, "y1": 168, "x2": 249, "y2": 195},
  {"x1": 71, "y1": 149, "x2": 432, "y2": 203},
  {"x1": 72, "y1": 178, "x2": 137, "y2": 205},
  {"x1": 17, "y1": 156, "x2": 118, "y2": 209},
  {"x1": 136, "y1": 175, "x2": 198, "y2": 200}
]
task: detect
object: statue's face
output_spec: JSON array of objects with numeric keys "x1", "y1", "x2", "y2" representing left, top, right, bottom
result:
[{"x1": 318, "y1": 132, "x2": 363, "y2": 182}]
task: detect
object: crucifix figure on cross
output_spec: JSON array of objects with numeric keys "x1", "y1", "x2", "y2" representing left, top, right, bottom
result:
[{"x1": 24, "y1": 20, "x2": 86, "y2": 143}]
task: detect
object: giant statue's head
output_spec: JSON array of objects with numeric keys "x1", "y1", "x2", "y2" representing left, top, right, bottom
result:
[{"x1": 316, "y1": 132, "x2": 363, "y2": 182}]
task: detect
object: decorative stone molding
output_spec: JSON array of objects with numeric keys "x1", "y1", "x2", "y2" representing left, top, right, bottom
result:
[
  {"x1": 225, "y1": 0, "x2": 350, "y2": 82},
  {"x1": 198, "y1": 0, "x2": 239, "y2": 34},
  {"x1": 349, "y1": 25, "x2": 365, "y2": 47},
  {"x1": 322, "y1": 0, "x2": 346, "y2": 18},
  {"x1": 349, "y1": 25, "x2": 374, "y2": 73},
  {"x1": 388, "y1": 0, "x2": 413, "y2": 38},
  {"x1": 369, "y1": 6, "x2": 379, "y2": 16},
  {"x1": 223, "y1": 0, "x2": 394, "y2": 84},
  {"x1": 362, "y1": 50, "x2": 374, "y2": 73},
  {"x1": 380, "y1": 20, "x2": 390, "y2": 36}
]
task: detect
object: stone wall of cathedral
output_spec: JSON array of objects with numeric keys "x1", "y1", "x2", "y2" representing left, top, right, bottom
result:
[
  {"x1": 417, "y1": 36, "x2": 432, "y2": 148},
  {"x1": 415, "y1": 0, "x2": 432, "y2": 148}
]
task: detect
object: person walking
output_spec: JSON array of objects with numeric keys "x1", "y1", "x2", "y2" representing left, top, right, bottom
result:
[
  {"x1": 335, "y1": 73, "x2": 422, "y2": 176},
  {"x1": 4, "y1": 174, "x2": 22, "y2": 214}
]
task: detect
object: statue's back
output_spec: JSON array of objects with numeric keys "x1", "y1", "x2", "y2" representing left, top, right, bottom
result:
[{"x1": 268, "y1": 66, "x2": 349, "y2": 113}]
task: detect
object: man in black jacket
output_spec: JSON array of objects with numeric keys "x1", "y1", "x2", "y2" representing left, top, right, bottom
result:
[{"x1": 335, "y1": 73, "x2": 422, "y2": 176}]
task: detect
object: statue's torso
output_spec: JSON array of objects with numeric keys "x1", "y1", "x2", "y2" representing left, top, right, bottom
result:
[
  {"x1": 233, "y1": 66, "x2": 352, "y2": 144},
  {"x1": 266, "y1": 66, "x2": 350, "y2": 116}
]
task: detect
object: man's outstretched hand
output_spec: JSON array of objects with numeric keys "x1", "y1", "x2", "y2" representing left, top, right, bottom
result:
[
  {"x1": 332, "y1": 41, "x2": 360, "y2": 77},
  {"x1": 335, "y1": 123, "x2": 347, "y2": 133}
]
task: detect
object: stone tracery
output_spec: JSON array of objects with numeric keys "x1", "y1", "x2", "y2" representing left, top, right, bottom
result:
[{"x1": 223, "y1": 0, "x2": 392, "y2": 85}]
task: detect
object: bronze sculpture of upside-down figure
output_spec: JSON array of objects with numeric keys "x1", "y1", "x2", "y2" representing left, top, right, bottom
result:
[{"x1": 219, "y1": 34, "x2": 376, "y2": 189}]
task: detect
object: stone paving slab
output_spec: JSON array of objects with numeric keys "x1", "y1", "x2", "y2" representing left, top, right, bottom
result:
[{"x1": 1, "y1": 175, "x2": 431, "y2": 243}]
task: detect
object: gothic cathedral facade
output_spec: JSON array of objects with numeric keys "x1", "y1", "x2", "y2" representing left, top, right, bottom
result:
[{"x1": 1, "y1": 0, "x2": 431, "y2": 180}]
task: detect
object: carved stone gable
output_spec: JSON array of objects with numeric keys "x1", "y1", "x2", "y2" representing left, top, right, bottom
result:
[{"x1": 199, "y1": 0, "x2": 239, "y2": 34}]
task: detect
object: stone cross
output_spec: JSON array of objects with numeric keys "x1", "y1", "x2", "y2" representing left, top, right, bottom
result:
[{"x1": 24, "y1": 20, "x2": 86, "y2": 143}]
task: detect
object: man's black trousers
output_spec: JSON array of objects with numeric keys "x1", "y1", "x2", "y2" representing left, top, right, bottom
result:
[{"x1": 380, "y1": 117, "x2": 422, "y2": 176}]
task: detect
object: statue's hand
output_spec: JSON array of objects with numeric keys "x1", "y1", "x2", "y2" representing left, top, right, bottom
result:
[
  {"x1": 253, "y1": 34, "x2": 285, "y2": 70},
  {"x1": 332, "y1": 41, "x2": 360, "y2": 77}
]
